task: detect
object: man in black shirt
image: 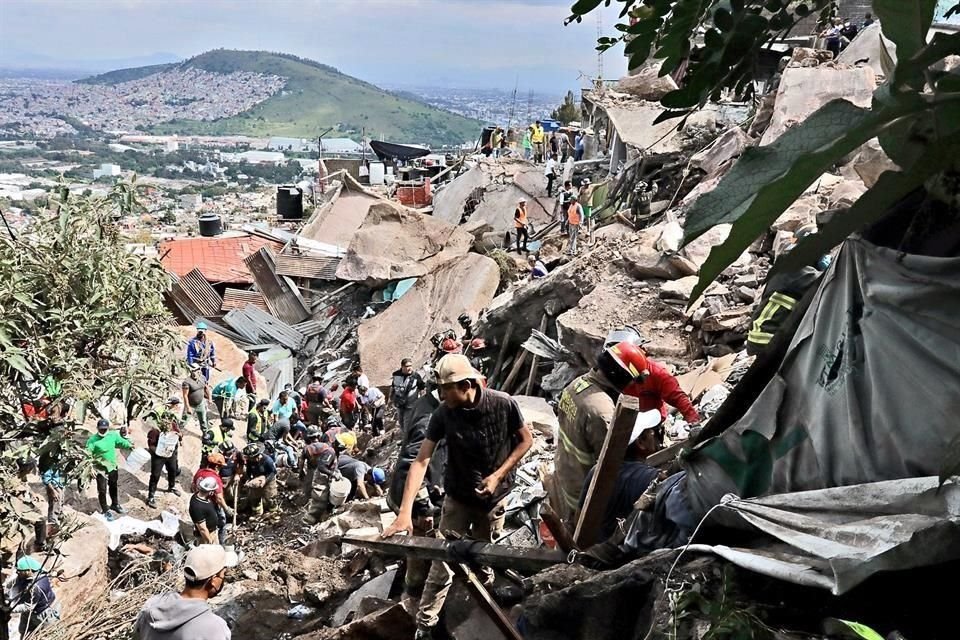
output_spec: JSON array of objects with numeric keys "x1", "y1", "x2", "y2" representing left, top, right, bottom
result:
[
  {"x1": 190, "y1": 477, "x2": 221, "y2": 544},
  {"x1": 240, "y1": 443, "x2": 277, "y2": 515},
  {"x1": 389, "y1": 358, "x2": 425, "y2": 431},
  {"x1": 382, "y1": 354, "x2": 532, "y2": 637}
]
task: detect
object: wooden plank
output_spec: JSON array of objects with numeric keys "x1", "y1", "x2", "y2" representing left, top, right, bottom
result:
[
  {"x1": 574, "y1": 394, "x2": 640, "y2": 548},
  {"x1": 488, "y1": 322, "x2": 514, "y2": 388},
  {"x1": 449, "y1": 557, "x2": 523, "y2": 640},
  {"x1": 500, "y1": 349, "x2": 528, "y2": 393},
  {"x1": 541, "y1": 504, "x2": 579, "y2": 554},
  {"x1": 524, "y1": 314, "x2": 548, "y2": 395},
  {"x1": 341, "y1": 535, "x2": 565, "y2": 574}
]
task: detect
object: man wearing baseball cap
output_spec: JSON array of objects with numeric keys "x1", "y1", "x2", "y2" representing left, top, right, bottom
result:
[
  {"x1": 145, "y1": 396, "x2": 184, "y2": 508},
  {"x1": 136, "y1": 544, "x2": 235, "y2": 640},
  {"x1": 86, "y1": 418, "x2": 133, "y2": 519},
  {"x1": 382, "y1": 354, "x2": 532, "y2": 638}
]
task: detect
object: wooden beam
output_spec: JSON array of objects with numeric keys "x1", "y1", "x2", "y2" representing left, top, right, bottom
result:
[
  {"x1": 341, "y1": 534, "x2": 565, "y2": 574},
  {"x1": 488, "y1": 322, "x2": 515, "y2": 388},
  {"x1": 540, "y1": 504, "x2": 579, "y2": 554},
  {"x1": 449, "y1": 558, "x2": 523, "y2": 640},
  {"x1": 500, "y1": 348, "x2": 528, "y2": 393},
  {"x1": 574, "y1": 394, "x2": 640, "y2": 548},
  {"x1": 524, "y1": 314, "x2": 549, "y2": 395}
]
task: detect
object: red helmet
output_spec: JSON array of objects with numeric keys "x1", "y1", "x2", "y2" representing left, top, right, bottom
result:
[
  {"x1": 597, "y1": 341, "x2": 649, "y2": 391},
  {"x1": 470, "y1": 338, "x2": 487, "y2": 350},
  {"x1": 441, "y1": 337, "x2": 461, "y2": 354}
]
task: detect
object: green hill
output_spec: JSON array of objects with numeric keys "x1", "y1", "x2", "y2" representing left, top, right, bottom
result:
[{"x1": 78, "y1": 50, "x2": 481, "y2": 147}]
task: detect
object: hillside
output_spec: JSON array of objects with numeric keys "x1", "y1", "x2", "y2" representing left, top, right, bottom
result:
[{"x1": 78, "y1": 50, "x2": 482, "y2": 146}]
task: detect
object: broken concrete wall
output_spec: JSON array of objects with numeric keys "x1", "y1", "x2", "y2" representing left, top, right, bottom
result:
[
  {"x1": 616, "y1": 61, "x2": 678, "y2": 101},
  {"x1": 433, "y1": 158, "x2": 552, "y2": 234},
  {"x1": 760, "y1": 64, "x2": 877, "y2": 146},
  {"x1": 335, "y1": 201, "x2": 474, "y2": 286},
  {"x1": 358, "y1": 253, "x2": 500, "y2": 385}
]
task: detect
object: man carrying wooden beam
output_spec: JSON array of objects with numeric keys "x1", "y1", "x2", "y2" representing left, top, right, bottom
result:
[{"x1": 382, "y1": 353, "x2": 533, "y2": 640}]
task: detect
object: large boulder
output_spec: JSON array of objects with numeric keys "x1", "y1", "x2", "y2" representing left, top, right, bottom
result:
[
  {"x1": 335, "y1": 201, "x2": 473, "y2": 285},
  {"x1": 432, "y1": 159, "x2": 552, "y2": 235},
  {"x1": 616, "y1": 61, "x2": 678, "y2": 101},
  {"x1": 358, "y1": 253, "x2": 500, "y2": 385},
  {"x1": 760, "y1": 65, "x2": 877, "y2": 146},
  {"x1": 50, "y1": 512, "x2": 111, "y2": 621},
  {"x1": 513, "y1": 395, "x2": 559, "y2": 438}
]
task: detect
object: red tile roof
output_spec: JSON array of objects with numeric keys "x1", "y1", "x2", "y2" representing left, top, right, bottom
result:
[{"x1": 160, "y1": 235, "x2": 284, "y2": 284}]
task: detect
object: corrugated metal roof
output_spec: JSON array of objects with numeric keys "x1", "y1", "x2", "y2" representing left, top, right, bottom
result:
[
  {"x1": 160, "y1": 234, "x2": 284, "y2": 284},
  {"x1": 223, "y1": 305, "x2": 306, "y2": 351},
  {"x1": 222, "y1": 288, "x2": 269, "y2": 313},
  {"x1": 274, "y1": 253, "x2": 341, "y2": 280},
  {"x1": 179, "y1": 269, "x2": 224, "y2": 317},
  {"x1": 262, "y1": 357, "x2": 295, "y2": 400},
  {"x1": 292, "y1": 312, "x2": 337, "y2": 338},
  {"x1": 244, "y1": 248, "x2": 311, "y2": 325}
]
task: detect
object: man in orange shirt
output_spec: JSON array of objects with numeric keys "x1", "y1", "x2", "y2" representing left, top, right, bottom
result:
[
  {"x1": 514, "y1": 198, "x2": 529, "y2": 254},
  {"x1": 567, "y1": 194, "x2": 583, "y2": 255}
]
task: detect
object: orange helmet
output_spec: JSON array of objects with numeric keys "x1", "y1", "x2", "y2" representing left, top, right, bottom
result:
[
  {"x1": 470, "y1": 338, "x2": 487, "y2": 350},
  {"x1": 441, "y1": 337, "x2": 461, "y2": 354},
  {"x1": 597, "y1": 341, "x2": 649, "y2": 391}
]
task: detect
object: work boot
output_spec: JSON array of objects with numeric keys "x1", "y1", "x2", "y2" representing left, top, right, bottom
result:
[
  {"x1": 102, "y1": 510, "x2": 116, "y2": 522},
  {"x1": 146, "y1": 495, "x2": 157, "y2": 508},
  {"x1": 111, "y1": 504, "x2": 126, "y2": 515},
  {"x1": 167, "y1": 486, "x2": 182, "y2": 497}
]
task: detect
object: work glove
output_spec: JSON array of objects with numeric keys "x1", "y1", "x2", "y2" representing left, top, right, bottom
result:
[{"x1": 12, "y1": 603, "x2": 30, "y2": 614}]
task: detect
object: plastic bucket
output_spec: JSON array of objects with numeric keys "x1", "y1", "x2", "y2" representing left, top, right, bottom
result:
[
  {"x1": 125, "y1": 448, "x2": 151, "y2": 473},
  {"x1": 329, "y1": 478, "x2": 351, "y2": 507}
]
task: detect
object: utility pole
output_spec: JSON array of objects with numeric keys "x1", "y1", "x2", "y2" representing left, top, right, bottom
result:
[{"x1": 597, "y1": 12, "x2": 603, "y2": 82}]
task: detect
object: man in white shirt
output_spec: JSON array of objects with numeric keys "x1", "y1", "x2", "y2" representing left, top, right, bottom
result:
[
  {"x1": 544, "y1": 154, "x2": 558, "y2": 197},
  {"x1": 358, "y1": 384, "x2": 387, "y2": 436}
]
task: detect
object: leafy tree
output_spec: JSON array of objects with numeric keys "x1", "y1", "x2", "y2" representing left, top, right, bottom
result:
[
  {"x1": 552, "y1": 90, "x2": 581, "y2": 124},
  {"x1": 0, "y1": 180, "x2": 177, "y2": 612},
  {"x1": 567, "y1": 0, "x2": 960, "y2": 298}
]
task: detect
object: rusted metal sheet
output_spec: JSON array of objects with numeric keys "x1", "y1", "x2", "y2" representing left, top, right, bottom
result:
[
  {"x1": 222, "y1": 288, "x2": 269, "y2": 313},
  {"x1": 292, "y1": 312, "x2": 337, "y2": 338},
  {"x1": 224, "y1": 305, "x2": 306, "y2": 351},
  {"x1": 180, "y1": 268, "x2": 224, "y2": 317},
  {"x1": 243, "y1": 248, "x2": 310, "y2": 325},
  {"x1": 274, "y1": 253, "x2": 341, "y2": 280}
]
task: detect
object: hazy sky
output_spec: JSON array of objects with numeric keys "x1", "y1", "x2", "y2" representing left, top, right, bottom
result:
[{"x1": 0, "y1": 0, "x2": 627, "y2": 92}]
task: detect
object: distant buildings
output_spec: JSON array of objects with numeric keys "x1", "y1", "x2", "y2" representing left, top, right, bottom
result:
[
  {"x1": 92, "y1": 163, "x2": 121, "y2": 179},
  {"x1": 268, "y1": 137, "x2": 318, "y2": 152},
  {"x1": 220, "y1": 150, "x2": 286, "y2": 165},
  {"x1": 180, "y1": 193, "x2": 202, "y2": 211}
]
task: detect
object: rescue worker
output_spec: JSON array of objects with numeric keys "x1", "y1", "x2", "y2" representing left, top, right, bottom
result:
[
  {"x1": 301, "y1": 428, "x2": 340, "y2": 524},
  {"x1": 264, "y1": 418, "x2": 298, "y2": 468},
  {"x1": 388, "y1": 372, "x2": 445, "y2": 606},
  {"x1": 182, "y1": 363, "x2": 210, "y2": 431},
  {"x1": 240, "y1": 443, "x2": 277, "y2": 515},
  {"x1": 246, "y1": 398, "x2": 270, "y2": 443},
  {"x1": 531, "y1": 120, "x2": 545, "y2": 163},
  {"x1": 389, "y1": 357, "x2": 425, "y2": 432},
  {"x1": 303, "y1": 374, "x2": 332, "y2": 426},
  {"x1": 337, "y1": 453, "x2": 386, "y2": 501},
  {"x1": 186, "y1": 321, "x2": 216, "y2": 381},
  {"x1": 242, "y1": 351, "x2": 258, "y2": 408},
  {"x1": 339, "y1": 379, "x2": 360, "y2": 429},
  {"x1": 211, "y1": 376, "x2": 248, "y2": 419},
  {"x1": 746, "y1": 225, "x2": 830, "y2": 355},
  {"x1": 193, "y1": 452, "x2": 231, "y2": 543},
  {"x1": 145, "y1": 397, "x2": 184, "y2": 508},
  {"x1": 190, "y1": 477, "x2": 222, "y2": 544},
  {"x1": 567, "y1": 193, "x2": 583, "y2": 255},
  {"x1": 457, "y1": 313, "x2": 474, "y2": 342},
  {"x1": 579, "y1": 409, "x2": 663, "y2": 540},
  {"x1": 9, "y1": 555, "x2": 58, "y2": 635},
  {"x1": 86, "y1": 418, "x2": 133, "y2": 519},
  {"x1": 382, "y1": 354, "x2": 533, "y2": 638},
  {"x1": 514, "y1": 198, "x2": 529, "y2": 254},
  {"x1": 358, "y1": 382, "x2": 386, "y2": 436},
  {"x1": 218, "y1": 440, "x2": 242, "y2": 507},
  {"x1": 548, "y1": 341, "x2": 699, "y2": 524},
  {"x1": 466, "y1": 338, "x2": 491, "y2": 378}
]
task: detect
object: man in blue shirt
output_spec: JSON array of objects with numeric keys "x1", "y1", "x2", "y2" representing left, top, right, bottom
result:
[
  {"x1": 186, "y1": 321, "x2": 216, "y2": 382},
  {"x1": 270, "y1": 389, "x2": 299, "y2": 424}
]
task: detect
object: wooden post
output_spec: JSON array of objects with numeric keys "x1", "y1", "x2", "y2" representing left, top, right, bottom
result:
[
  {"x1": 524, "y1": 314, "x2": 549, "y2": 395},
  {"x1": 573, "y1": 394, "x2": 640, "y2": 548},
  {"x1": 488, "y1": 322, "x2": 515, "y2": 388},
  {"x1": 500, "y1": 349, "x2": 528, "y2": 392},
  {"x1": 540, "y1": 504, "x2": 579, "y2": 554}
]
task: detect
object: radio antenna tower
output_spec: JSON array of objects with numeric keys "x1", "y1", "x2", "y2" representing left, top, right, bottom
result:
[{"x1": 597, "y1": 12, "x2": 603, "y2": 81}]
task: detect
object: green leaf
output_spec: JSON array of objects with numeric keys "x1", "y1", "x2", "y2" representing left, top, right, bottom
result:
[
  {"x1": 570, "y1": 0, "x2": 604, "y2": 16},
  {"x1": 823, "y1": 618, "x2": 886, "y2": 640},
  {"x1": 4, "y1": 353, "x2": 33, "y2": 377},
  {"x1": 775, "y1": 137, "x2": 960, "y2": 276},
  {"x1": 682, "y1": 95, "x2": 931, "y2": 301},
  {"x1": 874, "y1": 0, "x2": 938, "y2": 62}
]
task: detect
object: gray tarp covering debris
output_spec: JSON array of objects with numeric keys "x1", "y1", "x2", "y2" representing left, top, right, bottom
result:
[
  {"x1": 672, "y1": 237, "x2": 960, "y2": 592},
  {"x1": 691, "y1": 477, "x2": 960, "y2": 594}
]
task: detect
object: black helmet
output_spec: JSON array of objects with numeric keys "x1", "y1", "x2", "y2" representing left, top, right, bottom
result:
[
  {"x1": 458, "y1": 313, "x2": 472, "y2": 328},
  {"x1": 202, "y1": 431, "x2": 215, "y2": 446},
  {"x1": 219, "y1": 442, "x2": 236, "y2": 454},
  {"x1": 243, "y1": 443, "x2": 264, "y2": 458},
  {"x1": 220, "y1": 417, "x2": 235, "y2": 431},
  {"x1": 305, "y1": 427, "x2": 321, "y2": 441},
  {"x1": 324, "y1": 415, "x2": 342, "y2": 428}
]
